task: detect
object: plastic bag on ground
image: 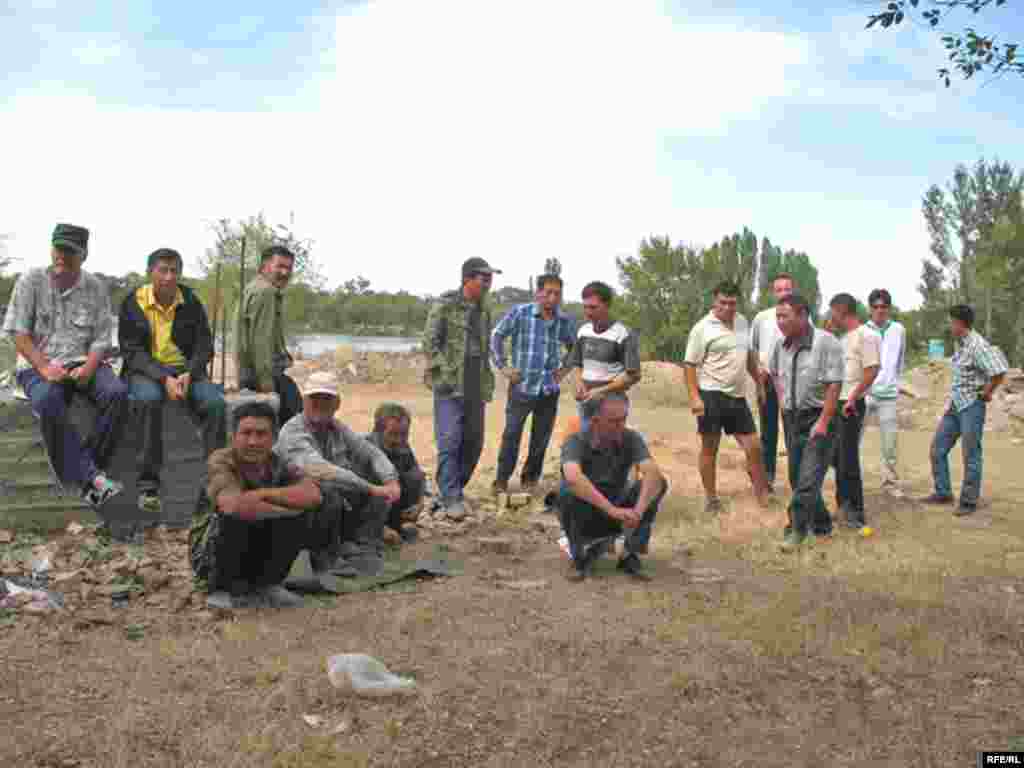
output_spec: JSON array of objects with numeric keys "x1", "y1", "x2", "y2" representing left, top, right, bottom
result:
[{"x1": 326, "y1": 654, "x2": 417, "y2": 697}]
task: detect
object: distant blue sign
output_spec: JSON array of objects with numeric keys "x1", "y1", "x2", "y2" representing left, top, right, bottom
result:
[{"x1": 928, "y1": 339, "x2": 945, "y2": 360}]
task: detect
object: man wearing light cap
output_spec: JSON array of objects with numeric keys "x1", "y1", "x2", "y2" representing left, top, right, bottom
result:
[
  {"x1": 422, "y1": 257, "x2": 501, "y2": 520},
  {"x1": 274, "y1": 371, "x2": 401, "y2": 577},
  {"x1": 3, "y1": 223, "x2": 128, "y2": 509}
]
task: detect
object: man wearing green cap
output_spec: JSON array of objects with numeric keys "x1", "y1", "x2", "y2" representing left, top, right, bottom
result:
[
  {"x1": 422, "y1": 257, "x2": 500, "y2": 521},
  {"x1": 3, "y1": 224, "x2": 127, "y2": 508}
]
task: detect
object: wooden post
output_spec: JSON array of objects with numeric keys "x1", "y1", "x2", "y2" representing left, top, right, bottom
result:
[{"x1": 209, "y1": 262, "x2": 222, "y2": 379}]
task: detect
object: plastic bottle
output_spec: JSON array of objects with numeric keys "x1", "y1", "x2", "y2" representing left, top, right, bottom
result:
[{"x1": 326, "y1": 654, "x2": 417, "y2": 697}]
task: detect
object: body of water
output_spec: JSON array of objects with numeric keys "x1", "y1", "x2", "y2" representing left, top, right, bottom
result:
[{"x1": 294, "y1": 334, "x2": 420, "y2": 357}]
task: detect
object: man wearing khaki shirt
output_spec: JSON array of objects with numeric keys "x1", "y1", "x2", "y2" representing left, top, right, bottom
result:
[
  {"x1": 828, "y1": 294, "x2": 880, "y2": 530},
  {"x1": 766, "y1": 294, "x2": 844, "y2": 550},
  {"x1": 684, "y1": 280, "x2": 769, "y2": 513}
]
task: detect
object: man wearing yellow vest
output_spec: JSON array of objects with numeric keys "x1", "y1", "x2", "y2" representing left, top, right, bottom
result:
[{"x1": 118, "y1": 248, "x2": 227, "y2": 514}]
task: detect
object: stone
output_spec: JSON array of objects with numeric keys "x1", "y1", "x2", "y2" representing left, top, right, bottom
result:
[{"x1": 476, "y1": 536, "x2": 514, "y2": 555}]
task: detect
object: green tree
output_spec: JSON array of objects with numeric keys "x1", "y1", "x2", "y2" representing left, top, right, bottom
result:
[{"x1": 867, "y1": 0, "x2": 1021, "y2": 86}]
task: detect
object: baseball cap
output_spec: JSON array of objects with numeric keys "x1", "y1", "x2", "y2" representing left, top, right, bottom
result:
[
  {"x1": 461, "y1": 257, "x2": 502, "y2": 278},
  {"x1": 52, "y1": 223, "x2": 89, "y2": 257},
  {"x1": 303, "y1": 371, "x2": 340, "y2": 397}
]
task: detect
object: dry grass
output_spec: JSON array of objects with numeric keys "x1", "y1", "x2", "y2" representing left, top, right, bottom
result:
[{"x1": 3, "y1": 383, "x2": 1024, "y2": 766}]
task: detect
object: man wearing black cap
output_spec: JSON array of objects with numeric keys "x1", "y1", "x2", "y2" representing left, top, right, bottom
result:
[
  {"x1": 422, "y1": 257, "x2": 500, "y2": 520},
  {"x1": 2, "y1": 224, "x2": 127, "y2": 508}
]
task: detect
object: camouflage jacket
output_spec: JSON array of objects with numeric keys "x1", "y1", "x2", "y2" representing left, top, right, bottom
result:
[{"x1": 421, "y1": 290, "x2": 495, "y2": 401}]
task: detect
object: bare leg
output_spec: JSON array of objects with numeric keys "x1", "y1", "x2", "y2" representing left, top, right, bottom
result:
[
  {"x1": 699, "y1": 433, "x2": 721, "y2": 500},
  {"x1": 735, "y1": 432, "x2": 769, "y2": 505}
]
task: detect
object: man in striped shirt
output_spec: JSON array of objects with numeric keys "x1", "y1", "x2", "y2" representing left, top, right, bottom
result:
[
  {"x1": 490, "y1": 274, "x2": 577, "y2": 493},
  {"x1": 922, "y1": 304, "x2": 1007, "y2": 516},
  {"x1": 569, "y1": 281, "x2": 642, "y2": 431}
]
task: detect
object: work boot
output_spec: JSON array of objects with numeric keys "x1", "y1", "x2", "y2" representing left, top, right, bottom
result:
[
  {"x1": 258, "y1": 584, "x2": 305, "y2": 608},
  {"x1": 617, "y1": 553, "x2": 652, "y2": 582}
]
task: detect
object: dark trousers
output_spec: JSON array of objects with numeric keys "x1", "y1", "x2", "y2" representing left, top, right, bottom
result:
[
  {"x1": 206, "y1": 512, "x2": 316, "y2": 590},
  {"x1": 127, "y1": 367, "x2": 227, "y2": 492},
  {"x1": 782, "y1": 408, "x2": 835, "y2": 536},
  {"x1": 274, "y1": 374, "x2": 302, "y2": 427},
  {"x1": 433, "y1": 393, "x2": 486, "y2": 503},
  {"x1": 17, "y1": 365, "x2": 128, "y2": 488},
  {"x1": 758, "y1": 380, "x2": 780, "y2": 483},
  {"x1": 833, "y1": 399, "x2": 866, "y2": 524},
  {"x1": 496, "y1": 388, "x2": 559, "y2": 485},
  {"x1": 388, "y1": 467, "x2": 425, "y2": 530},
  {"x1": 558, "y1": 480, "x2": 666, "y2": 563}
]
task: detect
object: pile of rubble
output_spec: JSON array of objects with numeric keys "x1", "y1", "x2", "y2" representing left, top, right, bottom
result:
[{"x1": 901, "y1": 361, "x2": 1024, "y2": 435}]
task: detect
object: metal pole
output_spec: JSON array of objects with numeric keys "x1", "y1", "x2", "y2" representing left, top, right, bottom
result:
[{"x1": 209, "y1": 262, "x2": 222, "y2": 380}]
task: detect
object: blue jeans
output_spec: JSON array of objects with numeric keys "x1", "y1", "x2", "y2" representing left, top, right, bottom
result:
[
  {"x1": 433, "y1": 393, "x2": 486, "y2": 503},
  {"x1": 127, "y1": 367, "x2": 227, "y2": 492},
  {"x1": 931, "y1": 400, "x2": 986, "y2": 505},
  {"x1": 496, "y1": 387, "x2": 559, "y2": 485},
  {"x1": 758, "y1": 380, "x2": 780, "y2": 484},
  {"x1": 17, "y1": 365, "x2": 128, "y2": 488}
]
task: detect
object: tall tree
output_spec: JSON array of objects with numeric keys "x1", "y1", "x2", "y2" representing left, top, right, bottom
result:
[{"x1": 867, "y1": 0, "x2": 1021, "y2": 86}]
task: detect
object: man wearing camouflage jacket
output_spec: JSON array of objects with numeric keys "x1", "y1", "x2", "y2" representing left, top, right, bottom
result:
[{"x1": 422, "y1": 258, "x2": 501, "y2": 520}]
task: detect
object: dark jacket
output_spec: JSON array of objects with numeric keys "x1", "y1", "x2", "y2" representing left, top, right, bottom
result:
[{"x1": 118, "y1": 283, "x2": 214, "y2": 382}]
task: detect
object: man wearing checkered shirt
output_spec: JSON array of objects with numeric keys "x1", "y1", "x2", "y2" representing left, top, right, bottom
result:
[
  {"x1": 490, "y1": 273, "x2": 577, "y2": 494},
  {"x1": 922, "y1": 304, "x2": 1007, "y2": 516}
]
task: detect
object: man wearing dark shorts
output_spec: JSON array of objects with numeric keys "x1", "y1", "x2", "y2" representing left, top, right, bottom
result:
[{"x1": 684, "y1": 280, "x2": 769, "y2": 514}]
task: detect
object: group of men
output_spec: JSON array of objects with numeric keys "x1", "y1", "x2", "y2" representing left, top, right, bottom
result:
[
  {"x1": 681, "y1": 274, "x2": 1008, "y2": 550},
  {"x1": 2, "y1": 222, "x2": 1010, "y2": 601}
]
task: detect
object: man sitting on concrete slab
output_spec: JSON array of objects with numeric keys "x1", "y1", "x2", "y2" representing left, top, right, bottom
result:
[
  {"x1": 2, "y1": 223, "x2": 127, "y2": 509},
  {"x1": 558, "y1": 393, "x2": 667, "y2": 582},
  {"x1": 365, "y1": 402, "x2": 425, "y2": 545},
  {"x1": 275, "y1": 371, "x2": 401, "y2": 577},
  {"x1": 118, "y1": 248, "x2": 226, "y2": 515},
  {"x1": 190, "y1": 401, "x2": 326, "y2": 610}
]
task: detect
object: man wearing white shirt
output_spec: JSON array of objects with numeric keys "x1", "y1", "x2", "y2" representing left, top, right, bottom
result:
[
  {"x1": 864, "y1": 289, "x2": 906, "y2": 498},
  {"x1": 749, "y1": 272, "x2": 795, "y2": 491}
]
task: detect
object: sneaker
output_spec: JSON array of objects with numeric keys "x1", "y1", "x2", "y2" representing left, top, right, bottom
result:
[
  {"x1": 565, "y1": 548, "x2": 595, "y2": 582},
  {"x1": 705, "y1": 496, "x2": 723, "y2": 515},
  {"x1": 258, "y1": 584, "x2": 304, "y2": 608},
  {"x1": 617, "y1": 553, "x2": 652, "y2": 581},
  {"x1": 954, "y1": 502, "x2": 977, "y2": 517},
  {"x1": 843, "y1": 520, "x2": 865, "y2": 531},
  {"x1": 82, "y1": 474, "x2": 124, "y2": 509},
  {"x1": 445, "y1": 499, "x2": 468, "y2": 521},
  {"x1": 920, "y1": 493, "x2": 955, "y2": 505},
  {"x1": 779, "y1": 530, "x2": 806, "y2": 552},
  {"x1": 137, "y1": 490, "x2": 162, "y2": 515}
]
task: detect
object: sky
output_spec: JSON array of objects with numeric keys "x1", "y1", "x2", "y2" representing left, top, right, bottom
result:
[{"x1": 2, "y1": 0, "x2": 1023, "y2": 309}]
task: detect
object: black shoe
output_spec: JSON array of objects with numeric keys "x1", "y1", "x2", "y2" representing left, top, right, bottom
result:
[
  {"x1": 617, "y1": 553, "x2": 652, "y2": 581},
  {"x1": 954, "y1": 502, "x2": 977, "y2": 517},
  {"x1": 566, "y1": 546, "x2": 597, "y2": 582},
  {"x1": 920, "y1": 493, "x2": 954, "y2": 505}
]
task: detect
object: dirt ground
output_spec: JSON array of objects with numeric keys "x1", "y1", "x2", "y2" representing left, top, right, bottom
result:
[{"x1": 3, "y1": 380, "x2": 1024, "y2": 767}]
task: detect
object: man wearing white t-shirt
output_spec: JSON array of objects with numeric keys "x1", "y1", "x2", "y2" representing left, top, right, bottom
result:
[
  {"x1": 749, "y1": 273, "x2": 795, "y2": 491},
  {"x1": 684, "y1": 280, "x2": 769, "y2": 513},
  {"x1": 864, "y1": 289, "x2": 906, "y2": 497}
]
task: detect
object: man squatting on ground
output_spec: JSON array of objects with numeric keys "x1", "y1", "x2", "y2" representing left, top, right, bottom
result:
[
  {"x1": 559, "y1": 393, "x2": 668, "y2": 582},
  {"x1": 422, "y1": 258, "x2": 501, "y2": 521},
  {"x1": 922, "y1": 304, "x2": 1007, "y2": 516},
  {"x1": 766, "y1": 294, "x2": 844, "y2": 550},
  {"x1": 3, "y1": 223, "x2": 127, "y2": 508},
  {"x1": 118, "y1": 247, "x2": 227, "y2": 515},
  {"x1": 365, "y1": 402, "x2": 426, "y2": 545},
  {"x1": 749, "y1": 272, "x2": 795, "y2": 491},
  {"x1": 827, "y1": 293, "x2": 880, "y2": 531},
  {"x1": 864, "y1": 289, "x2": 907, "y2": 498},
  {"x1": 569, "y1": 281, "x2": 641, "y2": 432},
  {"x1": 489, "y1": 272, "x2": 577, "y2": 495},
  {"x1": 683, "y1": 280, "x2": 769, "y2": 514},
  {"x1": 238, "y1": 245, "x2": 302, "y2": 427},
  {"x1": 190, "y1": 401, "x2": 330, "y2": 610},
  {"x1": 274, "y1": 371, "x2": 402, "y2": 578}
]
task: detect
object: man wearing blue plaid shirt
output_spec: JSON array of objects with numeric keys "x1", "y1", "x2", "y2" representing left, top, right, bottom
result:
[
  {"x1": 490, "y1": 274, "x2": 577, "y2": 493},
  {"x1": 922, "y1": 304, "x2": 1007, "y2": 516}
]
